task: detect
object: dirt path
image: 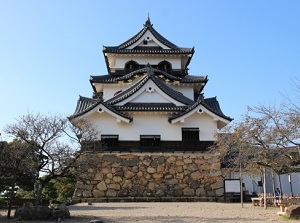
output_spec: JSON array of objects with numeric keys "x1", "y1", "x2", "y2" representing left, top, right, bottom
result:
[{"x1": 1, "y1": 202, "x2": 298, "y2": 223}]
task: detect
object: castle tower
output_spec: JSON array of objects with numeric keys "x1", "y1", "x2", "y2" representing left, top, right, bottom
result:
[{"x1": 70, "y1": 18, "x2": 232, "y2": 201}]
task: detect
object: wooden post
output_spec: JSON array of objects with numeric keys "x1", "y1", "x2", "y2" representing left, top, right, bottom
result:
[{"x1": 240, "y1": 162, "x2": 243, "y2": 207}]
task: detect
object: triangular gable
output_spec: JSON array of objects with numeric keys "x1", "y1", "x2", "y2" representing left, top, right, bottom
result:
[
  {"x1": 127, "y1": 30, "x2": 171, "y2": 50},
  {"x1": 106, "y1": 72, "x2": 194, "y2": 106},
  {"x1": 96, "y1": 103, "x2": 132, "y2": 123},
  {"x1": 169, "y1": 102, "x2": 231, "y2": 128},
  {"x1": 69, "y1": 99, "x2": 132, "y2": 123},
  {"x1": 115, "y1": 79, "x2": 186, "y2": 106},
  {"x1": 117, "y1": 17, "x2": 179, "y2": 51}
]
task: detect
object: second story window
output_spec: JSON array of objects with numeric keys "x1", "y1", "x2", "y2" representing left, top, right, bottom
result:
[
  {"x1": 125, "y1": 60, "x2": 139, "y2": 71},
  {"x1": 158, "y1": 60, "x2": 172, "y2": 72}
]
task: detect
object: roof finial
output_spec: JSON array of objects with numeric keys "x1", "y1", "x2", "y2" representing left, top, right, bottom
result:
[{"x1": 144, "y1": 13, "x2": 152, "y2": 26}]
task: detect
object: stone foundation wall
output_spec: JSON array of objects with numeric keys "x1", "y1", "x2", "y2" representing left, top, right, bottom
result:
[{"x1": 73, "y1": 152, "x2": 224, "y2": 201}]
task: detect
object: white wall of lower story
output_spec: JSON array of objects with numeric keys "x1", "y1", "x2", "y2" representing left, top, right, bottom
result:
[
  {"x1": 269, "y1": 172, "x2": 300, "y2": 195},
  {"x1": 226, "y1": 171, "x2": 300, "y2": 195},
  {"x1": 87, "y1": 111, "x2": 218, "y2": 141}
]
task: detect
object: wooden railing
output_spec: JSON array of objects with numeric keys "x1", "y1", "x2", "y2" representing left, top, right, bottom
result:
[{"x1": 256, "y1": 193, "x2": 300, "y2": 206}]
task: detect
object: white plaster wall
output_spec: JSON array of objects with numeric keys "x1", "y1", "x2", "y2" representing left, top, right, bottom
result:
[
  {"x1": 229, "y1": 172, "x2": 262, "y2": 195},
  {"x1": 87, "y1": 111, "x2": 217, "y2": 141},
  {"x1": 103, "y1": 84, "x2": 124, "y2": 101},
  {"x1": 272, "y1": 172, "x2": 300, "y2": 195},
  {"x1": 229, "y1": 171, "x2": 300, "y2": 195},
  {"x1": 117, "y1": 80, "x2": 185, "y2": 106},
  {"x1": 168, "y1": 84, "x2": 194, "y2": 100},
  {"x1": 102, "y1": 82, "x2": 195, "y2": 102},
  {"x1": 130, "y1": 90, "x2": 170, "y2": 103}
]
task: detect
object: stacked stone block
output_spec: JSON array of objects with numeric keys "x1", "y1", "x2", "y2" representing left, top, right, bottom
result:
[{"x1": 73, "y1": 152, "x2": 224, "y2": 201}]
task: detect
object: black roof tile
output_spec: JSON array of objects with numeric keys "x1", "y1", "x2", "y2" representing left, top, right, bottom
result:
[
  {"x1": 69, "y1": 96, "x2": 132, "y2": 121},
  {"x1": 105, "y1": 66, "x2": 194, "y2": 106},
  {"x1": 103, "y1": 17, "x2": 194, "y2": 54},
  {"x1": 90, "y1": 66, "x2": 207, "y2": 84},
  {"x1": 168, "y1": 97, "x2": 233, "y2": 122},
  {"x1": 115, "y1": 103, "x2": 188, "y2": 112}
]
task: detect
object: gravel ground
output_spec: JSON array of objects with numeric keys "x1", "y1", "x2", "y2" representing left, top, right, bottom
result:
[{"x1": 0, "y1": 202, "x2": 299, "y2": 223}]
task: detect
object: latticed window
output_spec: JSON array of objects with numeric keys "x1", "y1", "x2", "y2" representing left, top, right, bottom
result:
[
  {"x1": 140, "y1": 135, "x2": 160, "y2": 147},
  {"x1": 182, "y1": 128, "x2": 199, "y2": 141}
]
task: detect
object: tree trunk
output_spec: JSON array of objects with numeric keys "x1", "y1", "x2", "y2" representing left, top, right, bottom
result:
[
  {"x1": 263, "y1": 168, "x2": 267, "y2": 209},
  {"x1": 271, "y1": 170, "x2": 275, "y2": 205},
  {"x1": 240, "y1": 162, "x2": 243, "y2": 207},
  {"x1": 34, "y1": 180, "x2": 43, "y2": 206},
  {"x1": 7, "y1": 172, "x2": 16, "y2": 219},
  {"x1": 278, "y1": 174, "x2": 283, "y2": 199}
]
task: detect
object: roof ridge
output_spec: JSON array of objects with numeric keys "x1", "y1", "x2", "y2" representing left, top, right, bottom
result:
[
  {"x1": 113, "y1": 19, "x2": 180, "y2": 50},
  {"x1": 106, "y1": 74, "x2": 150, "y2": 105}
]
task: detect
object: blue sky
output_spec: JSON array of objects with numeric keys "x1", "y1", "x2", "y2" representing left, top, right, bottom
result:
[{"x1": 0, "y1": 0, "x2": 299, "y2": 140}]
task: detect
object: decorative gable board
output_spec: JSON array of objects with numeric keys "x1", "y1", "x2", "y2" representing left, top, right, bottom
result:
[
  {"x1": 127, "y1": 30, "x2": 171, "y2": 50},
  {"x1": 170, "y1": 104, "x2": 231, "y2": 128},
  {"x1": 114, "y1": 79, "x2": 186, "y2": 106}
]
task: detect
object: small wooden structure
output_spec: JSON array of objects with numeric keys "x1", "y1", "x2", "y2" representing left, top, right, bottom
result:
[{"x1": 251, "y1": 197, "x2": 263, "y2": 207}]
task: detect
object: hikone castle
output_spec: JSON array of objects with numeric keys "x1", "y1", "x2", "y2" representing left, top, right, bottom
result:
[{"x1": 70, "y1": 17, "x2": 232, "y2": 202}]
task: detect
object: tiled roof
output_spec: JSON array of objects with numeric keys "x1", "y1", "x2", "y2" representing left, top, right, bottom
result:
[
  {"x1": 69, "y1": 96, "x2": 132, "y2": 121},
  {"x1": 118, "y1": 17, "x2": 179, "y2": 50},
  {"x1": 115, "y1": 103, "x2": 188, "y2": 112},
  {"x1": 168, "y1": 97, "x2": 233, "y2": 122},
  {"x1": 149, "y1": 72, "x2": 195, "y2": 105},
  {"x1": 71, "y1": 96, "x2": 100, "y2": 118},
  {"x1": 103, "y1": 47, "x2": 194, "y2": 54},
  {"x1": 105, "y1": 66, "x2": 195, "y2": 106},
  {"x1": 100, "y1": 101, "x2": 133, "y2": 122},
  {"x1": 90, "y1": 67, "x2": 149, "y2": 83},
  {"x1": 202, "y1": 97, "x2": 231, "y2": 120},
  {"x1": 105, "y1": 73, "x2": 149, "y2": 105},
  {"x1": 90, "y1": 66, "x2": 207, "y2": 84},
  {"x1": 103, "y1": 18, "x2": 194, "y2": 54},
  {"x1": 181, "y1": 75, "x2": 208, "y2": 83}
]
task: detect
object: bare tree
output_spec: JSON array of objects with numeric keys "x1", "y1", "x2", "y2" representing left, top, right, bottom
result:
[
  {"x1": 213, "y1": 103, "x2": 300, "y2": 209},
  {"x1": 4, "y1": 113, "x2": 99, "y2": 206}
]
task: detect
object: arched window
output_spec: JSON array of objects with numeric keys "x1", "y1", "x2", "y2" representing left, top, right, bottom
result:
[
  {"x1": 125, "y1": 60, "x2": 139, "y2": 71},
  {"x1": 158, "y1": 60, "x2": 172, "y2": 72}
]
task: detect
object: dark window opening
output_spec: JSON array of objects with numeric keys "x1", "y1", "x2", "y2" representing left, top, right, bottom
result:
[
  {"x1": 158, "y1": 60, "x2": 172, "y2": 72},
  {"x1": 182, "y1": 128, "x2": 199, "y2": 141},
  {"x1": 125, "y1": 60, "x2": 139, "y2": 71},
  {"x1": 101, "y1": 135, "x2": 119, "y2": 147},
  {"x1": 140, "y1": 135, "x2": 160, "y2": 147}
]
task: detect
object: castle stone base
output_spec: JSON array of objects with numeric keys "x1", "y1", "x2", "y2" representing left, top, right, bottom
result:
[{"x1": 72, "y1": 152, "x2": 224, "y2": 202}]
